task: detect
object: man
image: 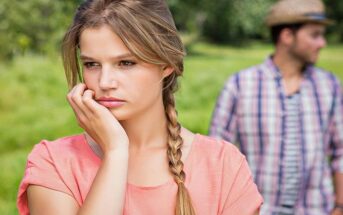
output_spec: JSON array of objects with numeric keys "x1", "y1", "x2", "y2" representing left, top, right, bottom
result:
[{"x1": 209, "y1": 0, "x2": 343, "y2": 214}]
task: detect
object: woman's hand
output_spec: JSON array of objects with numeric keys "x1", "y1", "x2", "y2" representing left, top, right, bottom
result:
[{"x1": 67, "y1": 83, "x2": 129, "y2": 153}]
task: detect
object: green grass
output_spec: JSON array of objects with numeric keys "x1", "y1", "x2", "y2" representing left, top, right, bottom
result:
[{"x1": 1, "y1": 43, "x2": 343, "y2": 214}]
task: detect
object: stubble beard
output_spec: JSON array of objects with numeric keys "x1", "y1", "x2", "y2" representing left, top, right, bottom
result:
[{"x1": 289, "y1": 45, "x2": 317, "y2": 68}]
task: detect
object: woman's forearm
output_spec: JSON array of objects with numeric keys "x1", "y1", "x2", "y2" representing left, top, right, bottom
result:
[{"x1": 77, "y1": 149, "x2": 129, "y2": 215}]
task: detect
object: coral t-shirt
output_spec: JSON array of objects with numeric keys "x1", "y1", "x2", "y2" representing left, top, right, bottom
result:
[{"x1": 17, "y1": 134, "x2": 263, "y2": 214}]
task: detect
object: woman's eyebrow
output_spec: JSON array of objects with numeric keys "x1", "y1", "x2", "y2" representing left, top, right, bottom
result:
[{"x1": 80, "y1": 53, "x2": 135, "y2": 61}]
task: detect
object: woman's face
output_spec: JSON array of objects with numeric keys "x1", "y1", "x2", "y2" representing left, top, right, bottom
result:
[{"x1": 79, "y1": 25, "x2": 172, "y2": 121}]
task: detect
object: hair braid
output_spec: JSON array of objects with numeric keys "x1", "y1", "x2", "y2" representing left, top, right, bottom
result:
[{"x1": 164, "y1": 90, "x2": 195, "y2": 215}]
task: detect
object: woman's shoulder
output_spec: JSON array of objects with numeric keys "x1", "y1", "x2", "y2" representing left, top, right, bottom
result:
[
  {"x1": 188, "y1": 134, "x2": 262, "y2": 212},
  {"x1": 192, "y1": 134, "x2": 245, "y2": 164},
  {"x1": 188, "y1": 134, "x2": 247, "y2": 178},
  {"x1": 18, "y1": 134, "x2": 99, "y2": 211},
  {"x1": 30, "y1": 133, "x2": 83, "y2": 153},
  {"x1": 28, "y1": 133, "x2": 99, "y2": 165}
]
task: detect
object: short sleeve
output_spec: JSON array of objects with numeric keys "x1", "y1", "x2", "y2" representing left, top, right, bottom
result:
[
  {"x1": 220, "y1": 146, "x2": 263, "y2": 214},
  {"x1": 17, "y1": 142, "x2": 73, "y2": 215}
]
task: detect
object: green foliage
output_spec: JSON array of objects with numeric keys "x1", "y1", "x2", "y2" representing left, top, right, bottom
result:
[
  {"x1": 0, "y1": 0, "x2": 81, "y2": 59},
  {"x1": 169, "y1": 0, "x2": 273, "y2": 44},
  {"x1": 0, "y1": 55, "x2": 82, "y2": 154},
  {"x1": 1, "y1": 0, "x2": 343, "y2": 58},
  {"x1": 201, "y1": 0, "x2": 273, "y2": 43},
  {"x1": 324, "y1": 0, "x2": 343, "y2": 42},
  {"x1": 0, "y1": 150, "x2": 28, "y2": 215},
  {"x1": 168, "y1": 0, "x2": 203, "y2": 32}
]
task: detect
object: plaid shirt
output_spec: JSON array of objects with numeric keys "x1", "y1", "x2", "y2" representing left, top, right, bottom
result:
[{"x1": 209, "y1": 57, "x2": 343, "y2": 215}]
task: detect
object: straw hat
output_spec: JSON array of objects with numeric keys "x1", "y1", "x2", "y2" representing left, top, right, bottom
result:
[{"x1": 265, "y1": 0, "x2": 334, "y2": 27}]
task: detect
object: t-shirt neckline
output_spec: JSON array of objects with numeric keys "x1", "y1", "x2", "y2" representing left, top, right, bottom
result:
[{"x1": 82, "y1": 132, "x2": 199, "y2": 189}]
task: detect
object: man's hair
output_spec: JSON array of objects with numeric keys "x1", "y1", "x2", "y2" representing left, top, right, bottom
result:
[{"x1": 270, "y1": 23, "x2": 304, "y2": 45}]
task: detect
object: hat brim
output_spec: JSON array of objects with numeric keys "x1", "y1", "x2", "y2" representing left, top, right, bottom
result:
[{"x1": 266, "y1": 15, "x2": 335, "y2": 27}]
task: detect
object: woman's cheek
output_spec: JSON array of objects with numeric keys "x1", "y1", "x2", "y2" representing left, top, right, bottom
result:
[{"x1": 83, "y1": 74, "x2": 96, "y2": 90}]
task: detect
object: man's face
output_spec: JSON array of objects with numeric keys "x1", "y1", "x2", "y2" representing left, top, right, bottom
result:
[{"x1": 290, "y1": 23, "x2": 327, "y2": 65}]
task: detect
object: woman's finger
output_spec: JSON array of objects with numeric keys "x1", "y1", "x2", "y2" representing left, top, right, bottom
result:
[
  {"x1": 67, "y1": 84, "x2": 88, "y2": 127},
  {"x1": 70, "y1": 83, "x2": 89, "y2": 115},
  {"x1": 82, "y1": 89, "x2": 106, "y2": 114}
]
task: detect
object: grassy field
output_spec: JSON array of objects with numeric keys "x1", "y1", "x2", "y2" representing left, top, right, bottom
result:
[{"x1": 0, "y1": 43, "x2": 342, "y2": 214}]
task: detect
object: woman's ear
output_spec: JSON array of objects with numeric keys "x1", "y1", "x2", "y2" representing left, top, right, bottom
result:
[{"x1": 162, "y1": 66, "x2": 174, "y2": 78}]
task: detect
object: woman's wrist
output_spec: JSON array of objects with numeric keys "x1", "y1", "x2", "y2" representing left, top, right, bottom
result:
[
  {"x1": 102, "y1": 138, "x2": 129, "y2": 154},
  {"x1": 103, "y1": 148, "x2": 129, "y2": 160},
  {"x1": 102, "y1": 148, "x2": 129, "y2": 163}
]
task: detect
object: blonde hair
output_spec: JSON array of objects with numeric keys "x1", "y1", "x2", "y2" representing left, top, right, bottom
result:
[{"x1": 61, "y1": 0, "x2": 195, "y2": 214}]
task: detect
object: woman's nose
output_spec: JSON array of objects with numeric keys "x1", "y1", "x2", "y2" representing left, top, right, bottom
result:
[{"x1": 99, "y1": 66, "x2": 119, "y2": 90}]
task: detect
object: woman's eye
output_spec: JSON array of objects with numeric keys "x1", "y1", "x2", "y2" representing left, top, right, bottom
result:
[
  {"x1": 119, "y1": 60, "x2": 136, "y2": 67},
  {"x1": 83, "y1": 62, "x2": 100, "y2": 69}
]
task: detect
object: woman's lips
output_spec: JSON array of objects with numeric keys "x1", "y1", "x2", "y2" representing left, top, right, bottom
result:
[{"x1": 96, "y1": 97, "x2": 125, "y2": 108}]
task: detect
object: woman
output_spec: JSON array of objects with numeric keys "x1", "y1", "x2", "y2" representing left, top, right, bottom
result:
[{"x1": 17, "y1": 0, "x2": 263, "y2": 214}]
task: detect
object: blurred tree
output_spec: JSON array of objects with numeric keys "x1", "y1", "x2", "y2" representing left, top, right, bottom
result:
[
  {"x1": 0, "y1": 0, "x2": 81, "y2": 59},
  {"x1": 169, "y1": 0, "x2": 200, "y2": 32},
  {"x1": 202, "y1": 0, "x2": 274, "y2": 44},
  {"x1": 324, "y1": 0, "x2": 343, "y2": 42},
  {"x1": 0, "y1": 0, "x2": 342, "y2": 60},
  {"x1": 169, "y1": 0, "x2": 273, "y2": 44}
]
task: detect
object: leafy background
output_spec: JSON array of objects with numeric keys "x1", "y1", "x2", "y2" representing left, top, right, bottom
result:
[{"x1": 1, "y1": 0, "x2": 342, "y2": 214}]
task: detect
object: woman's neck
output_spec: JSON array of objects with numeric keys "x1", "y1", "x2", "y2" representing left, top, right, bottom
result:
[{"x1": 120, "y1": 101, "x2": 168, "y2": 150}]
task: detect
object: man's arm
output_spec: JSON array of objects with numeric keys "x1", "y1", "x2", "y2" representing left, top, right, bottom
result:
[
  {"x1": 209, "y1": 74, "x2": 239, "y2": 143},
  {"x1": 330, "y1": 79, "x2": 343, "y2": 215}
]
